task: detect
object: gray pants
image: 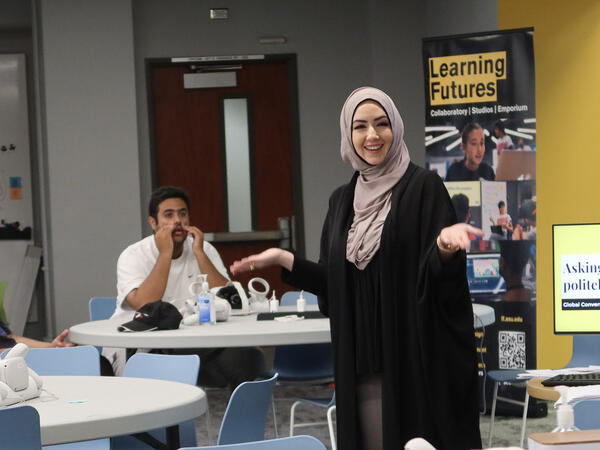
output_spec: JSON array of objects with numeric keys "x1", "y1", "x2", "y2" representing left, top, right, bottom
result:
[{"x1": 357, "y1": 373, "x2": 383, "y2": 450}]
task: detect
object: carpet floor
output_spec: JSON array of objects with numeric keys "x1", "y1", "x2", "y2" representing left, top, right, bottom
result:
[{"x1": 192, "y1": 383, "x2": 556, "y2": 449}]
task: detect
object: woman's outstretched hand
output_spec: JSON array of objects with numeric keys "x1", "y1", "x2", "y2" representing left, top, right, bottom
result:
[
  {"x1": 438, "y1": 223, "x2": 484, "y2": 251},
  {"x1": 230, "y1": 248, "x2": 294, "y2": 276}
]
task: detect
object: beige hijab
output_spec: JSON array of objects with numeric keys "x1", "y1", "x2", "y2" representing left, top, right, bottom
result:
[{"x1": 340, "y1": 87, "x2": 411, "y2": 270}]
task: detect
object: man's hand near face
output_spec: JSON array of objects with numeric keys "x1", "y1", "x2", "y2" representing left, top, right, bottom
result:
[
  {"x1": 184, "y1": 225, "x2": 204, "y2": 256},
  {"x1": 184, "y1": 224, "x2": 228, "y2": 288},
  {"x1": 155, "y1": 223, "x2": 175, "y2": 256},
  {"x1": 126, "y1": 224, "x2": 175, "y2": 310}
]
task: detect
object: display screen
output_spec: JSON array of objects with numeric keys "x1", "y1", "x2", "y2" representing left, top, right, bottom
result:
[
  {"x1": 553, "y1": 223, "x2": 600, "y2": 333},
  {"x1": 466, "y1": 253, "x2": 506, "y2": 294}
]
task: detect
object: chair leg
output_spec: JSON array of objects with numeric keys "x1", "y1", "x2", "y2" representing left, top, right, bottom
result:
[
  {"x1": 205, "y1": 401, "x2": 212, "y2": 444},
  {"x1": 271, "y1": 397, "x2": 279, "y2": 438},
  {"x1": 488, "y1": 381, "x2": 499, "y2": 448},
  {"x1": 327, "y1": 405, "x2": 337, "y2": 450},
  {"x1": 520, "y1": 391, "x2": 530, "y2": 449},
  {"x1": 289, "y1": 400, "x2": 301, "y2": 436}
]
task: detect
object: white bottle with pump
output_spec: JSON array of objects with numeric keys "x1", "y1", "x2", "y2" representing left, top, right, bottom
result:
[
  {"x1": 552, "y1": 385, "x2": 579, "y2": 432},
  {"x1": 269, "y1": 290, "x2": 279, "y2": 312},
  {"x1": 296, "y1": 290, "x2": 306, "y2": 313},
  {"x1": 195, "y1": 274, "x2": 216, "y2": 325}
]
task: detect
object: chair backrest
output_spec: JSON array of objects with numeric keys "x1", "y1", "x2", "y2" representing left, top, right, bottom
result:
[
  {"x1": 574, "y1": 399, "x2": 600, "y2": 429},
  {"x1": 217, "y1": 373, "x2": 278, "y2": 445},
  {"x1": 25, "y1": 345, "x2": 101, "y2": 376},
  {"x1": 123, "y1": 352, "x2": 200, "y2": 385},
  {"x1": 280, "y1": 291, "x2": 318, "y2": 307},
  {"x1": 181, "y1": 435, "x2": 327, "y2": 450},
  {"x1": 89, "y1": 297, "x2": 117, "y2": 321},
  {"x1": 112, "y1": 353, "x2": 200, "y2": 449},
  {"x1": 566, "y1": 335, "x2": 600, "y2": 367},
  {"x1": 0, "y1": 405, "x2": 42, "y2": 449},
  {"x1": 275, "y1": 291, "x2": 333, "y2": 381}
]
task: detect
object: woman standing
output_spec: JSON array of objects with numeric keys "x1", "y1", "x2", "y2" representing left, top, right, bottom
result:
[{"x1": 231, "y1": 87, "x2": 482, "y2": 449}]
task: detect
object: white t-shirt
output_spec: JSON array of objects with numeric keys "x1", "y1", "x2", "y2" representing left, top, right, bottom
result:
[
  {"x1": 111, "y1": 234, "x2": 230, "y2": 323},
  {"x1": 104, "y1": 235, "x2": 229, "y2": 375}
]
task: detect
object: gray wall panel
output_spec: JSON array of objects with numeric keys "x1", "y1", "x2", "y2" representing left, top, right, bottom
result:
[{"x1": 38, "y1": 0, "x2": 141, "y2": 331}]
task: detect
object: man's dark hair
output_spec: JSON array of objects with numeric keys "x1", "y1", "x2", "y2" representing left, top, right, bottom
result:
[
  {"x1": 498, "y1": 200, "x2": 505, "y2": 209},
  {"x1": 148, "y1": 186, "x2": 190, "y2": 220},
  {"x1": 451, "y1": 193, "x2": 470, "y2": 224}
]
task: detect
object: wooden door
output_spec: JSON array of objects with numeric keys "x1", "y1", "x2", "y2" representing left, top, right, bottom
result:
[{"x1": 149, "y1": 56, "x2": 302, "y2": 296}]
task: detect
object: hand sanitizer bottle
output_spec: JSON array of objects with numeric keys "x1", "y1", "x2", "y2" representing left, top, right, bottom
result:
[
  {"x1": 269, "y1": 290, "x2": 279, "y2": 312},
  {"x1": 196, "y1": 274, "x2": 216, "y2": 325},
  {"x1": 296, "y1": 290, "x2": 306, "y2": 313},
  {"x1": 552, "y1": 386, "x2": 579, "y2": 432}
]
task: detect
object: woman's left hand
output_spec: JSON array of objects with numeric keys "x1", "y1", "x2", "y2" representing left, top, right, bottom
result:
[{"x1": 438, "y1": 223, "x2": 484, "y2": 251}]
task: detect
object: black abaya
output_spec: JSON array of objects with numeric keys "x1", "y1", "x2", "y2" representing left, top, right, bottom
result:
[{"x1": 283, "y1": 163, "x2": 481, "y2": 450}]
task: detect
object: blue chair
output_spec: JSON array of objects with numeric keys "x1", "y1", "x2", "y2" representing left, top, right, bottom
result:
[
  {"x1": 565, "y1": 335, "x2": 600, "y2": 368},
  {"x1": 181, "y1": 435, "x2": 326, "y2": 450},
  {"x1": 88, "y1": 297, "x2": 117, "y2": 355},
  {"x1": 89, "y1": 297, "x2": 117, "y2": 321},
  {"x1": 217, "y1": 373, "x2": 278, "y2": 445},
  {"x1": 274, "y1": 292, "x2": 333, "y2": 381},
  {"x1": 111, "y1": 353, "x2": 201, "y2": 449},
  {"x1": 274, "y1": 292, "x2": 335, "y2": 447},
  {"x1": 0, "y1": 405, "x2": 42, "y2": 449},
  {"x1": 566, "y1": 336, "x2": 600, "y2": 430},
  {"x1": 574, "y1": 399, "x2": 600, "y2": 430},
  {"x1": 16, "y1": 346, "x2": 109, "y2": 450},
  {"x1": 487, "y1": 368, "x2": 529, "y2": 448},
  {"x1": 25, "y1": 345, "x2": 101, "y2": 376},
  {"x1": 290, "y1": 392, "x2": 336, "y2": 450}
]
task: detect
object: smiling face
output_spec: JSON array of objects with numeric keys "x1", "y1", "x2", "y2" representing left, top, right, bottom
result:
[
  {"x1": 351, "y1": 100, "x2": 393, "y2": 166},
  {"x1": 148, "y1": 197, "x2": 190, "y2": 245},
  {"x1": 461, "y1": 128, "x2": 485, "y2": 170}
]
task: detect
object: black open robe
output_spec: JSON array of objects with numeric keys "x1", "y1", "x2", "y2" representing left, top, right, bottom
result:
[{"x1": 283, "y1": 163, "x2": 481, "y2": 449}]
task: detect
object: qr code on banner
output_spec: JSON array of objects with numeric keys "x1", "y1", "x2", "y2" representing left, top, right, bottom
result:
[{"x1": 498, "y1": 330, "x2": 526, "y2": 369}]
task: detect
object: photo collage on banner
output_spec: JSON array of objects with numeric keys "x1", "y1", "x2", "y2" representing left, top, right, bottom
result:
[{"x1": 423, "y1": 29, "x2": 542, "y2": 416}]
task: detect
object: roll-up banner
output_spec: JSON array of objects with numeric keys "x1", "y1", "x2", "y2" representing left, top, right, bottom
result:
[{"x1": 423, "y1": 29, "x2": 544, "y2": 417}]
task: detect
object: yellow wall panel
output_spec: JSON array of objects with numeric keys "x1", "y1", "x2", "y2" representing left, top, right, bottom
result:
[{"x1": 498, "y1": 0, "x2": 600, "y2": 368}]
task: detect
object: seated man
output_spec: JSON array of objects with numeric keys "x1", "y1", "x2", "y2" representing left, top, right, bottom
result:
[
  {"x1": 0, "y1": 318, "x2": 73, "y2": 352},
  {"x1": 104, "y1": 186, "x2": 265, "y2": 387}
]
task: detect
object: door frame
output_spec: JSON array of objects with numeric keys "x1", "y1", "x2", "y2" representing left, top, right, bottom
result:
[{"x1": 145, "y1": 53, "x2": 305, "y2": 257}]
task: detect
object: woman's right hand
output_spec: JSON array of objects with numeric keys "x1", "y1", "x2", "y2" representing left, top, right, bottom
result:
[{"x1": 230, "y1": 248, "x2": 294, "y2": 275}]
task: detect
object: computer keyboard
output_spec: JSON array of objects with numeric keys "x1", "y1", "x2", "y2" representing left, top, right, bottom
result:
[{"x1": 542, "y1": 372, "x2": 600, "y2": 387}]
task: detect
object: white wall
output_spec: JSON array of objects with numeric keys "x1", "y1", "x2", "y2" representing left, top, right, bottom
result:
[{"x1": 37, "y1": 0, "x2": 141, "y2": 331}]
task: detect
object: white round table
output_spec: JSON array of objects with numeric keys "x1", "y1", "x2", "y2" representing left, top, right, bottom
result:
[
  {"x1": 69, "y1": 311, "x2": 331, "y2": 349},
  {"x1": 26, "y1": 376, "x2": 206, "y2": 446},
  {"x1": 69, "y1": 303, "x2": 493, "y2": 349}
]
